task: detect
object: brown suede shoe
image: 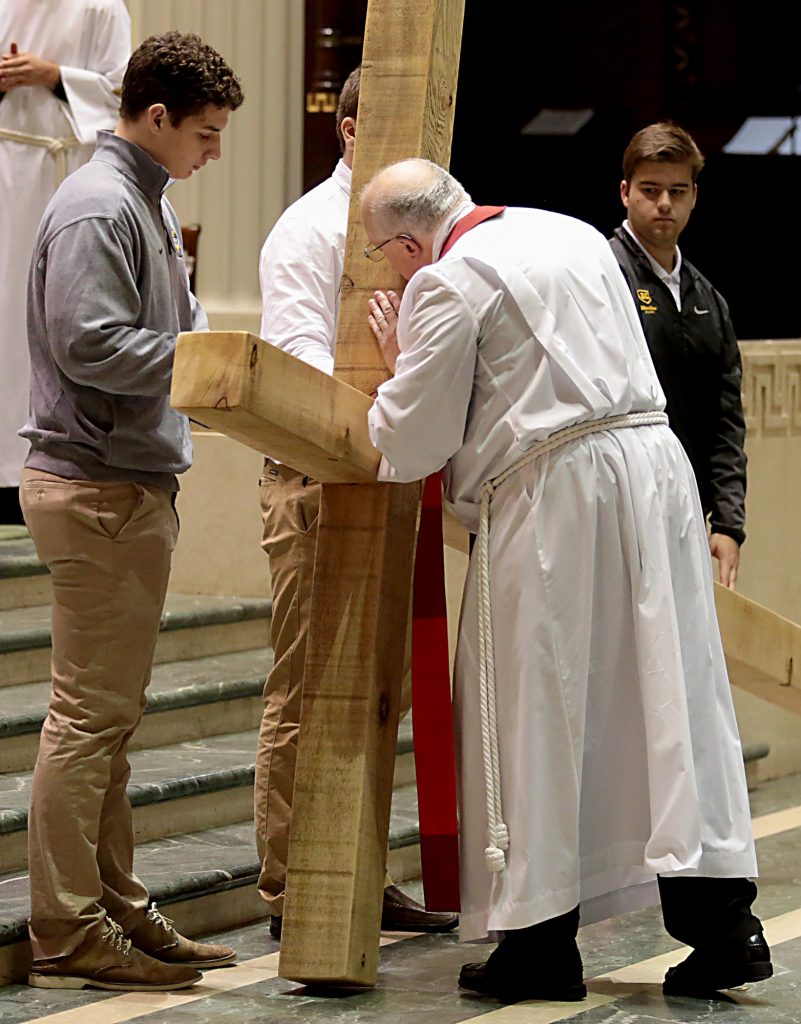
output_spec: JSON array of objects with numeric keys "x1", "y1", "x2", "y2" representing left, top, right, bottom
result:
[
  {"x1": 127, "y1": 903, "x2": 236, "y2": 968},
  {"x1": 381, "y1": 885, "x2": 458, "y2": 933},
  {"x1": 28, "y1": 919, "x2": 202, "y2": 991},
  {"x1": 269, "y1": 886, "x2": 458, "y2": 941}
]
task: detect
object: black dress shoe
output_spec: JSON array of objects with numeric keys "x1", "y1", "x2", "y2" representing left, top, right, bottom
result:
[
  {"x1": 381, "y1": 885, "x2": 458, "y2": 933},
  {"x1": 663, "y1": 932, "x2": 773, "y2": 997},
  {"x1": 458, "y1": 959, "x2": 586, "y2": 1003},
  {"x1": 458, "y1": 917, "x2": 586, "y2": 1005}
]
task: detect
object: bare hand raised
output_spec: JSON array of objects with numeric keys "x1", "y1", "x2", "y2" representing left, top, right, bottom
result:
[{"x1": 367, "y1": 289, "x2": 401, "y2": 373}]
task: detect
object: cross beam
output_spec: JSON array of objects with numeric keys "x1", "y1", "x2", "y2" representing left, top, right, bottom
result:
[
  {"x1": 171, "y1": 330, "x2": 378, "y2": 483},
  {"x1": 715, "y1": 583, "x2": 801, "y2": 717}
]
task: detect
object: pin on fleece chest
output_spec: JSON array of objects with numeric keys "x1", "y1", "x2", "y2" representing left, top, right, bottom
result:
[{"x1": 167, "y1": 225, "x2": 183, "y2": 258}]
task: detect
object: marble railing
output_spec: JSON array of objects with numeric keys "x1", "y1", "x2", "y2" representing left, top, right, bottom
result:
[{"x1": 741, "y1": 340, "x2": 801, "y2": 438}]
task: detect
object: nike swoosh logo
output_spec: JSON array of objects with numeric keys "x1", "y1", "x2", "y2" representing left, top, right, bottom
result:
[{"x1": 694, "y1": 306, "x2": 710, "y2": 314}]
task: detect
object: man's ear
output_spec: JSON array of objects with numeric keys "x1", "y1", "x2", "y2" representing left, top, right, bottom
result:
[
  {"x1": 400, "y1": 236, "x2": 422, "y2": 258},
  {"x1": 620, "y1": 179, "x2": 630, "y2": 208},
  {"x1": 146, "y1": 103, "x2": 169, "y2": 134},
  {"x1": 340, "y1": 115, "x2": 356, "y2": 151}
]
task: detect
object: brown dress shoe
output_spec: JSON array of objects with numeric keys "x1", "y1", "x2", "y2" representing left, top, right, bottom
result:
[
  {"x1": 381, "y1": 885, "x2": 458, "y2": 933},
  {"x1": 28, "y1": 919, "x2": 202, "y2": 991},
  {"x1": 127, "y1": 903, "x2": 236, "y2": 968},
  {"x1": 269, "y1": 887, "x2": 458, "y2": 940}
]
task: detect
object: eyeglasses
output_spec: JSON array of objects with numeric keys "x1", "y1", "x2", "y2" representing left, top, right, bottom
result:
[{"x1": 363, "y1": 233, "x2": 415, "y2": 261}]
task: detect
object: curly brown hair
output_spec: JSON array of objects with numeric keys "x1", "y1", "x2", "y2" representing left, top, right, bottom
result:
[{"x1": 120, "y1": 30, "x2": 244, "y2": 125}]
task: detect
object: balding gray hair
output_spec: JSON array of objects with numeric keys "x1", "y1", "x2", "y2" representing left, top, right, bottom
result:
[{"x1": 362, "y1": 159, "x2": 470, "y2": 235}]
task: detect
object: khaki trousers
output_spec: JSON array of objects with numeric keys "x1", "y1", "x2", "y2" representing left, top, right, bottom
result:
[
  {"x1": 255, "y1": 463, "x2": 412, "y2": 915},
  {"x1": 20, "y1": 469, "x2": 178, "y2": 959}
]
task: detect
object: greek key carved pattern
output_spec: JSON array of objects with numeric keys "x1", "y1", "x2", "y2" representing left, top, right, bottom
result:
[{"x1": 740, "y1": 341, "x2": 801, "y2": 438}]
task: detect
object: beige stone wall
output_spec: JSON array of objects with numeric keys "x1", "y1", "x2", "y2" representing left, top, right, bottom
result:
[
  {"x1": 125, "y1": 0, "x2": 304, "y2": 330},
  {"x1": 731, "y1": 341, "x2": 801, "y2": 782},
  {"x1": 121, "y1": 1, "x2": 304, "y2": 597},
  {"x1": 169, "y1": 431, "x2": 268, "y2": 598},
  {"x1": 736, "y1": 342, "x2": 801, "y2": 620}
]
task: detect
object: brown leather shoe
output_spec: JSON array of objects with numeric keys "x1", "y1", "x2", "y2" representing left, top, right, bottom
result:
[
  {"x1": 28, "y1": 919, "x2": 202, "y2": 991},
  {"x1": 127, "y1": 903, "x2": 236, "y2": 969},
  {"x1": 381, "y1": 885, "x2": 458, "y2": 933}
]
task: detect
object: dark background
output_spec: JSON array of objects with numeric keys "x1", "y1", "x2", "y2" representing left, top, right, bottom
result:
[{"x1": 304, "y1": 0, "x2": 801, "y2": 340}]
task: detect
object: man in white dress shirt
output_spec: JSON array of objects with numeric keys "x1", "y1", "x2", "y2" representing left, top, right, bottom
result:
[
  {"x1": 362, "y1": 158, "x2": 770, "y2": 1003},
  {"x1": 254, "y1": 67, "x2": 457, "y2": 939},
  {"x1": 0, "y1": 0, "x2": 131, "y2": 523}
]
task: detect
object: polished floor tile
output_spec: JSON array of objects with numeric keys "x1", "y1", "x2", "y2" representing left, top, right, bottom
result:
[{"x1": 1, "y1": 774, "x2": 799, "y2": 1024}]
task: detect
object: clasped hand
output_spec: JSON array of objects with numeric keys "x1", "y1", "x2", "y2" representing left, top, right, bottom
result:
[{"x1": 0, "y1": 49, "x2": 60, "y2": 92}]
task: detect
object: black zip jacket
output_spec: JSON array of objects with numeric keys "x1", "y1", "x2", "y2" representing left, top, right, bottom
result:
[{"x1": 610, "y1": 227, "x2": 746, "y2": 545}]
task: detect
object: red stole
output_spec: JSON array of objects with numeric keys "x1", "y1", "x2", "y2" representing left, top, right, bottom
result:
[{"x1": 411, "y1": 205, "x2": 505, "y2": 912}]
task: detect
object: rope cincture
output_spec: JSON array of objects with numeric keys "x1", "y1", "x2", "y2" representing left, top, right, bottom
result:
[
  {"x1": 0, "y1": 127, "x2": 81, "y2": 185},
  {"x1": 476, "y1": 410, "x2": 669, "y2": 873}
]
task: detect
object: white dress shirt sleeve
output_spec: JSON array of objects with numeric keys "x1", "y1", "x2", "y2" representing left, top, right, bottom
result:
[{"x1": 258, "y1": 212, "x2": 339, "y2": 375}]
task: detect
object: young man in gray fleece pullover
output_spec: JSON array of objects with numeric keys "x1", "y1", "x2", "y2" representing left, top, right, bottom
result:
[{"x1": 19, "y1": 31, "x2": 243, "y2": 993}]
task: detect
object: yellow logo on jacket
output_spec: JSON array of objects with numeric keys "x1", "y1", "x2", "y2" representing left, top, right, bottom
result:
[{"x1": 636, "y1": 288, "x2": 657, "y2": 315}]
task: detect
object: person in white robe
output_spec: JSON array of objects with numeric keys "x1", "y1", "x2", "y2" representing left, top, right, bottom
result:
[
  {"x1": 361, "y1": 158, "x2": 770, "y2": 1004},
  {"x1": 0, "y1": 0, "x2": 130, "y2": 515}
]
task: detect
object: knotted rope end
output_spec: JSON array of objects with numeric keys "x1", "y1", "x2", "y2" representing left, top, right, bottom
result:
[
  {"x1": 484, "y1": 845, "x2": 506, "y2": 872},
  {"x1": 484, "y1": 824, "x2": 510, "y2": 871}
]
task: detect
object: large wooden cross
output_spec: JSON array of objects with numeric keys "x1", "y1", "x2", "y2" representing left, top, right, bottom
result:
[
  {"x1": 173, "y1": 0, "x2": 465, "y2": 988},
  {"x1": 171, "y1": 0, "x2": 801, "y2": 988}
]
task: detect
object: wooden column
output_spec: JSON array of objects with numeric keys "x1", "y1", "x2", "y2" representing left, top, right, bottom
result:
[{"x1": 278, "y1": 0, "x2": 465, "y2": 987}]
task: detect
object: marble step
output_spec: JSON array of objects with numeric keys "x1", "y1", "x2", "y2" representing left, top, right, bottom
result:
[
  {"x1": 0, "y1": 783, "x2": 422, "y2": 985},
  {"x1": 0, "y1": 648, "x2": 274, "y2": 774},
  {"x1": 0, "y1": 539, "x2": 48, "y2": 612},
  {"x1": 0, "y1": 717, "x2": 416, "y2": 875},
  {"x1": 0, "y1": 592, "x2": 272, "y2": 689}
]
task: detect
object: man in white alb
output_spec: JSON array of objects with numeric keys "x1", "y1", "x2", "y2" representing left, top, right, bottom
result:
[
  {"x1": 361, "y1": 158, "x2": 770, "y2": 1003},
  {"x1": 0, "y1": 0, "x2": 130, "y2": 522}
]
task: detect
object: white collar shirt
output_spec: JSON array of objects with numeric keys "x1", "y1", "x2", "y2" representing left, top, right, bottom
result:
[{"x1": 623, "y1": 220, "x2": 682, "y2": 310}]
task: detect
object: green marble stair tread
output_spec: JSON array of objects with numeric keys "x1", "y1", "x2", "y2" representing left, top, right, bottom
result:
[
  {"x1": 0, "y1": 592, "x2": 272, "y2": 655},
  {"x1": 0, "y1": 783, "x2": 421, "y2": 946},
  {"x1": 0, "y1": 719, "x2": 418, "y2": 833},
  {"x1": 0, "y1": 647, "x2": 273, "y2": 738},
  {"x1": 397, "y1": 712, "x2": 413, "y2": 754},
  {"x1": 0, "y1": 729, "x2": 261, "y2": 832},
  {"x1": 0, "y1": 528, "x2": 29, "y2": 546},
  {"x1": 0, "y1": 668, "x2": 412, "y2": 744},
  {"x1": 0, "y1": 539, "x2": 45, "y2": 580}
]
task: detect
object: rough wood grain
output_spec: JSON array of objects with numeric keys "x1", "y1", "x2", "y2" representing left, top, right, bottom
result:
[
  {"x1": 170, "y1": 331, "x2": 378, "y2": 483},
  {"x1": 716, "y1": 582, "x2": 801, "y2": 717},
  {"x1": 279, "y1": 0, "x2": 465, "y2": 987}
]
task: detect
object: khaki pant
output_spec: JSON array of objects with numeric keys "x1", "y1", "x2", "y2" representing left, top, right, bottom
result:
[
  {"x1": 255, "y1": 463, "x2": 412, "y2": 915},
  {"x1": 20, "y1": 470, "x2": 178, "y2": 959}
]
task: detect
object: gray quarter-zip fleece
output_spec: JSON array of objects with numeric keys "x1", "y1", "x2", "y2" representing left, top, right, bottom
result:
[{"x1": 21, "y1": 130, "x2": 207, "y2": 490}]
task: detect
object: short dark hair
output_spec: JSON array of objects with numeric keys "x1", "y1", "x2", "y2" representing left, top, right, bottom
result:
[
  {"x1": 622, "y1": 122, "x2": 704, "y2": 184},
  {"x1": 335, "y1": 66, "x2": 360, "y2": 153},
  {"x1": 120, "y1": 31, "x2": 244, "y2": 126}
]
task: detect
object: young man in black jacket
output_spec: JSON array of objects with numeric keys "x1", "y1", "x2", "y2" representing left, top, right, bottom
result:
[{"x1": 610, "y1": 123, "x2": 746, "y2": 590}]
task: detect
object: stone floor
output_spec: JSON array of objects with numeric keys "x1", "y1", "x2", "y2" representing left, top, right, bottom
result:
[{"x1": 1, "y1": 772, "x2": 800, "y2": 1024}]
